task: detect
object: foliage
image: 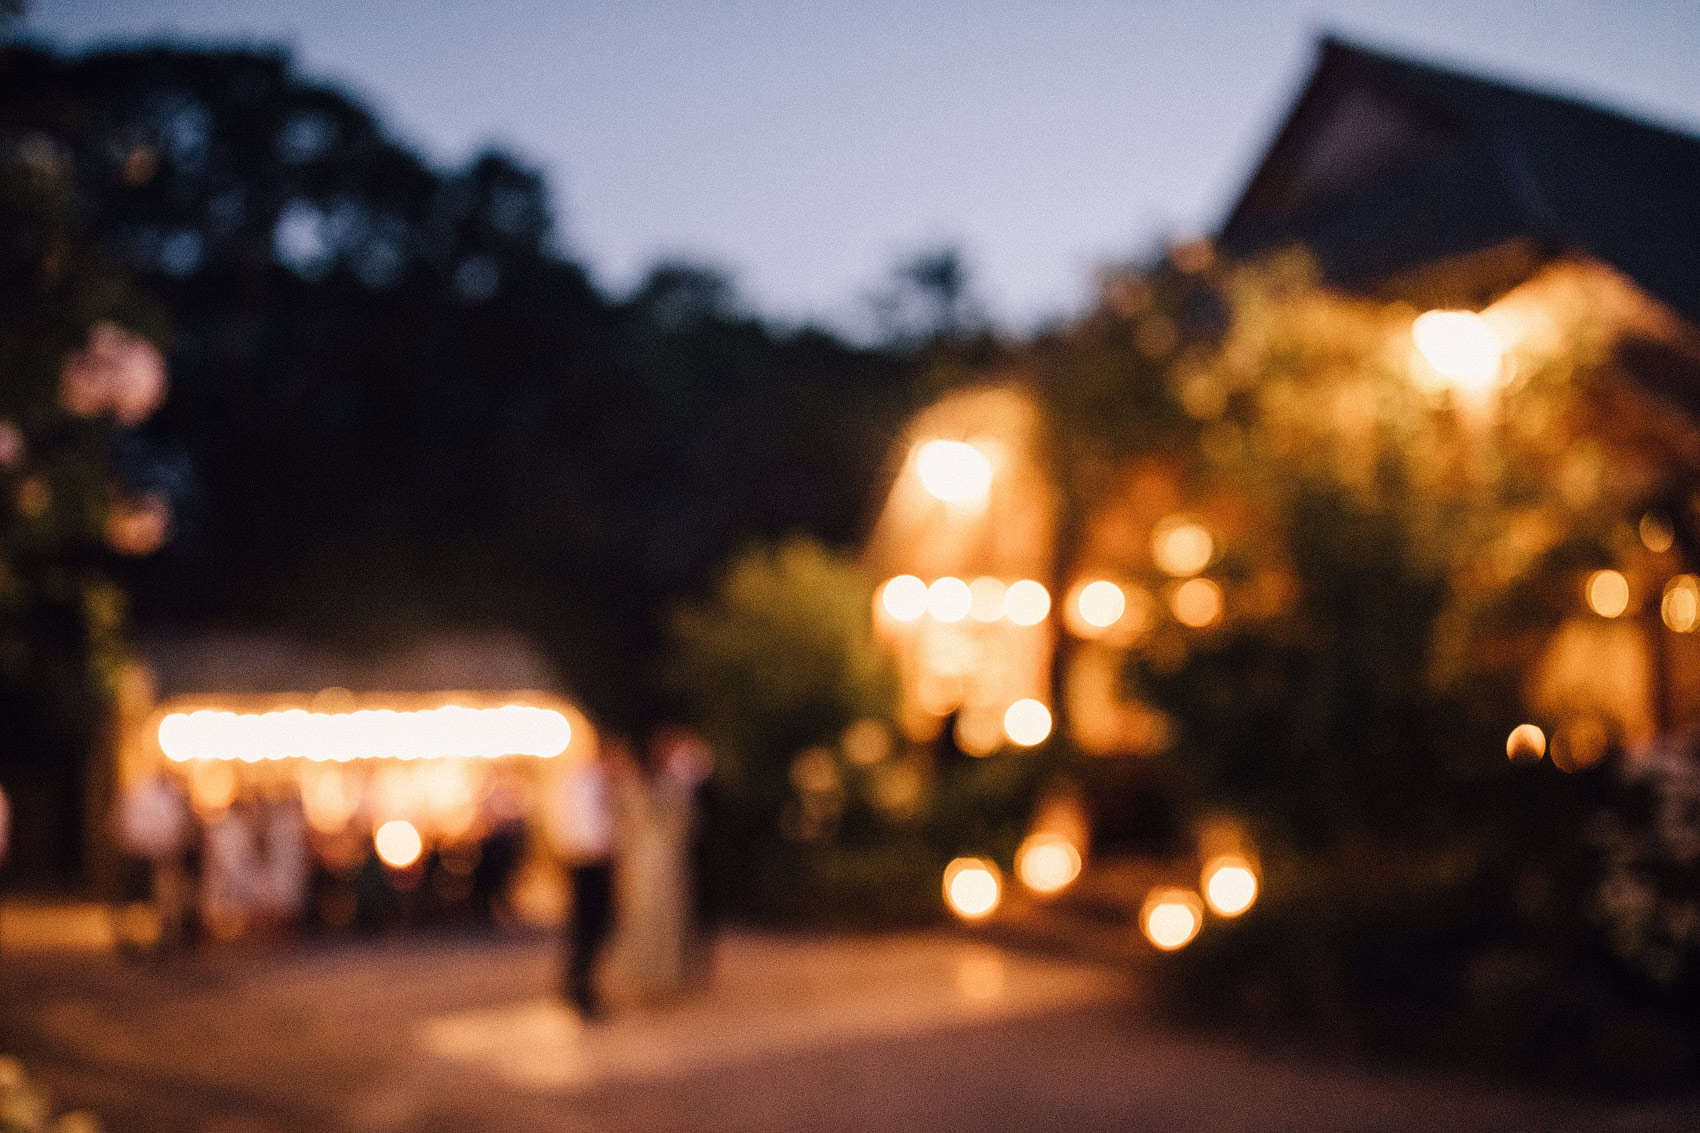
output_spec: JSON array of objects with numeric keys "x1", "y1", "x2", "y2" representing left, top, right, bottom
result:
[
  {"x1": 0, "y1": 43, "x2": 923, "y2": 737},
  {"x1": 0, "y1": 104, "x2": 174, "y2": 876},
  {"x1": 1018, "y1": 246, "x2": 1700, "y2": 1081}
]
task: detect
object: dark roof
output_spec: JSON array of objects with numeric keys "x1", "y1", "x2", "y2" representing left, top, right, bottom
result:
[{"x1": 1219, "y1": 36, "x2": 1700, "y2": 324}]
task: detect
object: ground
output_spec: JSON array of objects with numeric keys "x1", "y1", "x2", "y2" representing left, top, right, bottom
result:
[{"x1": 1, "y1": 906, "x2": 1697, "y2": 1131}]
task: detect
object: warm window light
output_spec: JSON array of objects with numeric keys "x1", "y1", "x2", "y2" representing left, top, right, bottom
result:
[
  {"x1": 915, "y1": 439, "x2": 992, "y2": 505},
  {"x1": 1072, "y1": 579, "x2": 1127, "y2": 633},
  {"x1": 1140, "y1": 888, "x2": 1204, "y2": 951},
  {"x1": 1663, "y1": 575, "x2": 1700, "y2": 633},
  {"x1": 1170, "y1": 578, "x2": 1223, "y2": 628},
  {"x1": 1016, "y1": 833, "x2": 1082, "y2": 895},
  {"x1": 968, "y1": 576, "x2": 1007, "y2": 622},
  {"x1": 1411, "y1": 310, "x2": 1505, "y2": 395},
  {"x1": 943, "y1": 857, "x2": 1002, "y2": 920},
  {"x1": 882, "y1": 574, "x2": 929, "y2": 622},
  {"x1": 158, "y1": 705, "x2": 571, "y2": 762},
  {"x1": 374, "y1": 819, "x2": 423, "y2": 869},
  {"x1": 1004, "y1": 579, "x2": 1051, "y2": 626},
  {"x1": 1586, "y1": 570, "x2": 1630, "y2": 618},
  {"x1": 1201, "y1": 855, "x2": 1258, "y2": 917},
  {"x1": 1506, "y1": 723, "x2": 1546, "y2": 764},
  {"x1": 1003, "y1": 699, "x2": 1053, "y2": 747},
  {"x1": 1152, "y1": 516, "x2": 1213, "y2": 577},
  {"x1": 927, "y1": 576, "x2": 973, "y2": 623}
]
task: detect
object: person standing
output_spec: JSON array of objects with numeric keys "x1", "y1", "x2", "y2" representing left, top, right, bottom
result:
[{"x1": 548, "y1": 734, "x2": 624, "y2": 1020}]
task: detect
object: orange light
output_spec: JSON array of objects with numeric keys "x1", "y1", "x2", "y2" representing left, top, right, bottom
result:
[
  {"x1": 1068, "y1": 579, "x2": 1126, "y2": 636},
  {"x1": 915, "y1": 440, "x2": 992, "y2": 505},
  {"x1": 1662, "y1": 575, "x2": 1699, "y2": 632},
  {"x1": 1170, "y1": 578, "x2": 1223, "y2": 628},
  {"x1": 1140, "y1": 888, "x2": 1204, "y2": 951},
  {"x1": 1201, "y1": 855, "x2": 1258, "y2": 917},
  {"x1": 927, "y1": 576, "x2": 973, "y2": 622},
  {"x1": 882, "y1": 574, "x2": 929, "y2": 622},
  {"x1": 967, "y1": 576, "x2": 1007, "y2": 622},
  {"x1": 374, "y1": 819, "x2": 424, "y2": 869},
  {"x1": 1586, "y1": 570, "x2": 1629, "y2": 618},
  {"x1": 1016, "y1": 833, "x2": 1082, "y2": 895},
  {"x1": 1412, "y1": 310, "x2": 1504, "y2": 395},
  {"x1": 1004, "y1": 580, "x2": 1051, "y2": 626},
  {"x1": 943, "y1": 857, "x2": 1002, "y2": 920},
  {"x1": 1002, "y1": 699, "x2": 1052, "y2": 747},
  {"x1": 1152, "y1": 516, "x2": 1213, "y2": 577},
  {"x1": 1506, "y1": 723, "x2": 1546, "y2": 764}
]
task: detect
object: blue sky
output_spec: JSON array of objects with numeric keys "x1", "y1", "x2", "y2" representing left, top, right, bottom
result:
[{"x1": 26, "y1": 0, "x2": 1700, "y2": 336}]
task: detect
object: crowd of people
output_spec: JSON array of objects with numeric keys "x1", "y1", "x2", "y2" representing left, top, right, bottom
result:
[{"x1": 108, "y1": 727, "x2": 717, "y2": 1019}]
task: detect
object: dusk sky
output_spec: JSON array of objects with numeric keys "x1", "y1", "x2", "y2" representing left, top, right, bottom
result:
[{"x1": 26, "y1": 0, "x2": 1700, "y2": 336}]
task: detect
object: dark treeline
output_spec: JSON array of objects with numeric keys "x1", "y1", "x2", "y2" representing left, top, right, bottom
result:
[{"x1": 0, "y1": 42, "x2": 954, "y2": 729}]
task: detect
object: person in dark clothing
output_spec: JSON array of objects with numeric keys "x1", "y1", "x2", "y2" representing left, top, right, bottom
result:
[{"x1": 548, "y1": 734, "x2": 625, "y2": 1020}]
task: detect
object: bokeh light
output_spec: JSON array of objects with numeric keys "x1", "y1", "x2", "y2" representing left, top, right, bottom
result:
[
  {"x1": 1015, "y1": 832, "x2": 1082, "y2": 895},
  {"x1": 881, "y1": 574, "x2": 928, "y2": 622},
  {"x1": 1004, "y1": 579, "x2": 1051, "y2": 626},
  {"x1": 1070, "y1": 579, "x2": 1126, "y2": 635},
  {"x1": 1551, "y1": 717, "x2": 1609, "y2": 773},
  {"x1": 926, "y1": 576, "x2": 973, "y2": 622},
  {"x1": 1661, "y1": 575, "x2": 1699, "y2": 632},
  {"x1": 1140, "y1": 888, "x2": 1204, "y2": 951},
  {"x1": 915, "y1": 439, "x2": 992, "y2": 505},
  {"x1": 1201, "y1": 855, "x2": 1258, "y2": 917},
  {"x1": 943, "y1": 857, "x2": 1002, "y2": 920},
  {"x1": 1586, "y1": 569, "x2": 1630, "y2": 618},
  {"x1": 1152, "y1": 516, "x2": 1213, "y2": 577},
  {"x1": 1640, "y1": 513, "x2": 1675, "y2": 554},
  {"x1": 1003, "y1": 699, "x2": 1053, "y2": 747},
  {"x1": 1170, "y1": 578, "x2": 1223, "y2": 628},
  {"x1": 968, "y1": 576, "x2": 1007, "y2": 622},
  {"x1": 374, "y1": 819, "x2": 423, "y2": 869},
  {"x1": 1506, "y1": 723, "x2": 1547, "y2": 764},
  {"x1": 1411, "y1": 310, "x2": 1504, "y2": 394},
  {"x1": 156, "y1": 704, "x2": 571, "y2": 762}
]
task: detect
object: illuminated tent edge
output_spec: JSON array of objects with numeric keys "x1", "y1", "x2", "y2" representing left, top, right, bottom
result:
[{"x1": 146, "y1": 690, "x2": 591, "y2": 765}]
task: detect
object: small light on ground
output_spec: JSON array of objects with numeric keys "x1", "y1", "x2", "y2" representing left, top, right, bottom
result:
[
  {"x1": 1141, "y1": 888, "x2": 1204, "y2": 951},
  {"x1": 1016, "y1": 832, "x2": 1082, "y2": 895},
  {"x1": 1201, "y1": 855, "x2": 1258, "y2": 917},
  {"x1": 943, "y1": 857, "x2": 1002, "y2": 920}
]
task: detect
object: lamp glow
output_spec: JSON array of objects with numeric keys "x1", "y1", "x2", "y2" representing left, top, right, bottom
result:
[
  {"x1": 943, "y1": 857, "x2": 1002, "y2": 920},
  {"x1": 1016, "y1": 833, "x2": 1082, "y2": 895},
  {"x1": 1141, "y1": 888, "x2": 1204, "y2": 951},
  {"x1": 1201, "y1": 855, "x2": 1258, "y2": 917},
  {"x1": 915, "y1": 440, "x2": 992, "y2": 505},
  {"x1": 1412, "y1": 310, "x2": 1504, "y2": 394},
  {"x1": 374, "y1": 819, "x2": 423, "y2": 869}
]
